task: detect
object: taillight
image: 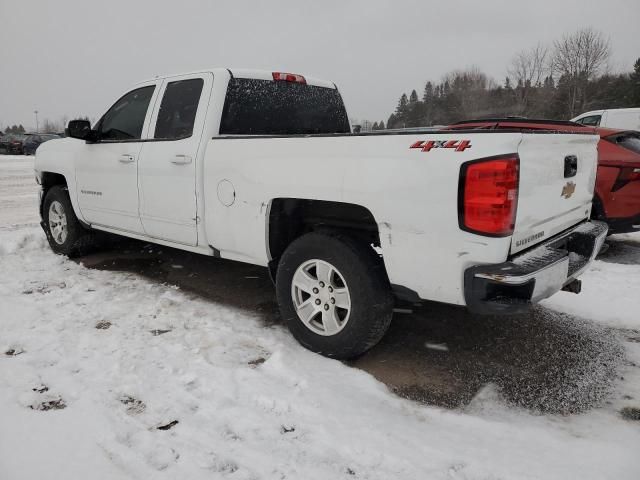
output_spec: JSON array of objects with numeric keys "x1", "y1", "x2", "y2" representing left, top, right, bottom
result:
[
  {"x1": 611, "y1": 167, "x2": 640, "y2": 192},
  {"x1": 459, "y1": 155, "x2": 519, "y2": 236},
  {"x1": 272, "y1": 72, "x2": 307, "y2": 84}
]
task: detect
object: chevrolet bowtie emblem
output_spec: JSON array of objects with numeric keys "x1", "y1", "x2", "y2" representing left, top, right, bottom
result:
[{"x1": 561, "y1": 181, "x2": 576, "y2": 199}]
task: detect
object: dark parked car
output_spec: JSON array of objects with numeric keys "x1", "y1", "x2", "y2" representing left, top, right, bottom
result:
[
  {"x1": 0, "y1": 133, "x2": 28, "y2": 155},
  {"x1": 22, "y1": 133, "x2": 61, "y2": 155}
]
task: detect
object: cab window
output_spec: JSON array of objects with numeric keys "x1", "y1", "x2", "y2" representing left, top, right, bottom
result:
[
  {"x1": 154, "y1": 78, "x2": 204, "y2": 140},
  {"x1": 220, "y1": 78, "x2": 350, "y2": 135},
  {"x1": 576, "y1": 115, "x2": 601, "y2": 126},
  {"x1": 98, "y1": 86, "x2": 155, "y2": 141}
]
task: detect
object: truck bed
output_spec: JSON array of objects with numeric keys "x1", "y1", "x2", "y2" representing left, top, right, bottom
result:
[{"x1": 204, "y1": 129, "x2": 599, "y2": 305}]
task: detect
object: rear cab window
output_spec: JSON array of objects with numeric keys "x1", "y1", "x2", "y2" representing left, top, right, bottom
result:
[{"x1": 220, "y1": 78, "x2": 350, "y2": 135}]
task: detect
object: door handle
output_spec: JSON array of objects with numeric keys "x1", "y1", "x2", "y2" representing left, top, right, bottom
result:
[
  {"x1": 119, "y1": 154, "x2": 135, "y2": 163},
  {"x1": 171, "y1": 154, "x2": 192, "y2": 165}
]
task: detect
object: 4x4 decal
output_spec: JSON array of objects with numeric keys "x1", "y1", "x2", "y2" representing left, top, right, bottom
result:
[{"x1": 410, "y1": 140, "x2": 472, "y2": 152}]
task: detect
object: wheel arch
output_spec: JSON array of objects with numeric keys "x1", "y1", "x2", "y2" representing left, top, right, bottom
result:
[
  {"x1": 39, "y1": 172, "x2": 68, "y2": 216},
  {"x1": 266, "y1": 198, "x2": 382, "y2": 276},
  {"x1": 39, "y1": 171, "x2": 88, "y2": 228}
]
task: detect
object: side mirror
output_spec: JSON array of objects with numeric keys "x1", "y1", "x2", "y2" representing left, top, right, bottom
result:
[{"x1": 67, "y1": 120, "x2": 93, "y2": 141}]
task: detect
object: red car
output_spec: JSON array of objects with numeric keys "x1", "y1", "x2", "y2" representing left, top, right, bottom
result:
[{"x1": 447, "y1": 119, "x2": 640, "y2": 234}]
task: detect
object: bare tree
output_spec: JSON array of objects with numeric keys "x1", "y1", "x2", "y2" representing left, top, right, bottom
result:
[
  {"x1": 40, "y1": 117, "x2": 69, "y2": 133},
  {"x1": 551, "y1": 27, "x2": 610, "y2": 116},
  {"x1": 508, "y1": 43, "x2": 549, "y2": 114},
  {"x1": 441, "y1": 66, "x2": 495, "y2": 118}
]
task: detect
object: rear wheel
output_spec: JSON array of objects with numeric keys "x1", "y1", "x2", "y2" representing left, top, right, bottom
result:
[
  {"x1": 276, "y1": 232, "x2": 393, "y2": 359},
  {"x1": 42, "y1": 186, "x2": 97, "y2": 257}
]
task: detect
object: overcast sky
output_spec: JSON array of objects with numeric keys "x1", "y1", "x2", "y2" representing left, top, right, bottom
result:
[{"x1": 0, "y1": 0, "x2": 638, "y2": 130}]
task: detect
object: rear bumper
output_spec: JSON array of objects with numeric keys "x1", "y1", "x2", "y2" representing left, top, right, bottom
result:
[{"x1": 464, "y1": 220, "x2": 608, "y2": 314}]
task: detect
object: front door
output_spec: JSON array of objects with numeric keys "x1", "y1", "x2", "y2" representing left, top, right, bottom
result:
[
  {"x1": 138, "y1": 73, "x2": 211, "y2": 245},
  {"x1": 75, "y1": 83, "x2": 157, "y2": 233}
]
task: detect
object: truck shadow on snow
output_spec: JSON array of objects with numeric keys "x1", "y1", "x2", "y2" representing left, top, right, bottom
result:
[{"x1": 78, "y1": 236, "x2": 636, "y2": 415}]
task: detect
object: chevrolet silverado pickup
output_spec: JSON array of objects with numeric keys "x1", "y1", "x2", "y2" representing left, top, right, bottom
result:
[{"x1": 34, "y1": 68, "x2": 608, "y2": 358}]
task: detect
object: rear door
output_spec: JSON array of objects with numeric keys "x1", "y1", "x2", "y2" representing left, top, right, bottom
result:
[
  {"x1": 510, "y1": 133, "x2": 599, "y2": 253},
  {"x1": 138, "y1": 73, "x2": 212, "y2": 246}
]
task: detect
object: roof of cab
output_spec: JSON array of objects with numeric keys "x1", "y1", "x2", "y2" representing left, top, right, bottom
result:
[{"x1": 136, "y1": 68, "x2": 336, "y2": 89}]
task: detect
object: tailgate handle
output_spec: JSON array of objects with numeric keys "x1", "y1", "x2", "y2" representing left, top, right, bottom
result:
[{"x1": 564, "y1": 155, "x2": 578, "y2": 178}]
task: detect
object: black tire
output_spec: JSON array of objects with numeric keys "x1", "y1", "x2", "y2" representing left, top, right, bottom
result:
[
  {"x1": 276, "y1": 232, "x2": 394, "y2": 359},
  {"x1": 42, "y1": 185, "x2": 96, "y2": 257}
]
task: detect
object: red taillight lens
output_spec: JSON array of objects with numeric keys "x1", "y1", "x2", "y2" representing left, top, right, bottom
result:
[
  {"x1": 272, "y1": 72, "x2": 307, "y2": 84},
  {"x1": 459, "y1": 155, "x2": 519, "y2": 236},
  {"x1": 612, "y1": 167, "x2": 640, "y2": 192}
]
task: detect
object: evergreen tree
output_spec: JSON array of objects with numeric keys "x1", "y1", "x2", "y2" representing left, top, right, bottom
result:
[
  {"x1": 387, "y1": 113, "x2": 396, "y2": 129},
  {"x1": 379, "y1": 120, "x2": 385, "y2": 130},
  {"x1": 396, "y1": 93, "x2": 409, "y2": 115},
  {"x1": 406, "y1": 89, "x2": 423, "y2": 126},
  {"x1": 421, "y1": 82, "x2": 436, "y2": 126},
  {"x1": 631, "y1": 58, "x2": 640, "y2": 104},
  {"x1": 422, "y1": 82, "x2": 434, "y2": 103},
  {"x1": 393, "y1": 94, "x2": 409, "y2": 128}
]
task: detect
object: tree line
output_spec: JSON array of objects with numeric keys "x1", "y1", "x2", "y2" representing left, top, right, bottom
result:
[
  {"x1": 3, "y1": 125, "x2": 26, "y2": 134},
  {"x1": 382, "y1": 27, "x2": 639, "y2": 129}
]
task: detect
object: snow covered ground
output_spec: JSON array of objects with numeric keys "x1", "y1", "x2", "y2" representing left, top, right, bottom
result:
[{"x1": 1, "y1": 155, "x2": 639, "y2": 479}]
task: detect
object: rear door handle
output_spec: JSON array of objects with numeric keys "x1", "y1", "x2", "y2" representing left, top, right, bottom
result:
[
  {"x1": 119, "y1": 154, "x2": 135, "y2": 163},
  {"x1": 171, "y1": 154, "x2": 192, "y2": 165}
]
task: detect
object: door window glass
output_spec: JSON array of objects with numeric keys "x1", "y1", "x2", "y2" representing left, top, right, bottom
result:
[
  {"x1": 154, "y1": 78, "x2": 204, "y2": 140},
  {"x1": 576, "y1": 115, "x2": 601, "y2": 126},
  {"x1": 99, "y1": 86, "x2": 155, "y2": 140}
]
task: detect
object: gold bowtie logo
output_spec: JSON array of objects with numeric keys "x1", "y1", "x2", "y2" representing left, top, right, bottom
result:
[{"x1": 561, "y1": 181, "x2": 576, "y2": 199}]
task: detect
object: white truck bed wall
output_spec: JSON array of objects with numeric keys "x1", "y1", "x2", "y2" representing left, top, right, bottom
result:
[{"x1": 203, "y1": 131, "x2": 598, "y2": 305}]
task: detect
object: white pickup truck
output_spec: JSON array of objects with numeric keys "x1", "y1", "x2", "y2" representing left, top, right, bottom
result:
[{"x1": 35, "y1": 68, "x2": 608, "y2": 358}]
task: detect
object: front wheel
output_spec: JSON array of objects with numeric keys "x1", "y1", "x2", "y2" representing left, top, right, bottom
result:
[
  {"x1": 42, "y1": 186, "x2": 96, "y2": 257},
  {"x1": 276, "y1": 232, "x2": 394, "y2": 359}
]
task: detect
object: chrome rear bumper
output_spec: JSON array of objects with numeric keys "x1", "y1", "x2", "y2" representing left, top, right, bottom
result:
[{"x1": 464, "y1": 220, "x2": 608, "y2": 314}]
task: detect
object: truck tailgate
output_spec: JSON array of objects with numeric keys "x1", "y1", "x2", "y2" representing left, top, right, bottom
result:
[{"x1": 511, "y1": 133, "x2": 599, "y2": 254}]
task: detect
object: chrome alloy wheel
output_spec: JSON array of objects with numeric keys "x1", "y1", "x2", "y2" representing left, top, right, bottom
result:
[
  {"x1": 291, "y1": 259, "x2": 351, "y2": 336},
  {"x1": 48, "y1": 200, "x2": 68, "y2": 245}
]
